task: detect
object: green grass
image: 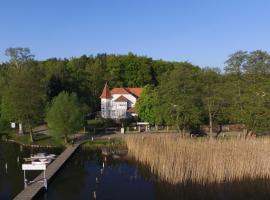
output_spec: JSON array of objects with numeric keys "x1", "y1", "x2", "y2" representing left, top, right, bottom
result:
[
  {"x1": 9, "y1": 133, "x2": 65, "y2": 147},
  {"x1": 83, "y1": 138, "x2": 126, "y2": 149}
]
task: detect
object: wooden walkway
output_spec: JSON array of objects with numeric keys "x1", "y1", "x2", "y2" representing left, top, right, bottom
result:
[{"x1": 13, "y1": 142, "x2": 82, "y2": 200}]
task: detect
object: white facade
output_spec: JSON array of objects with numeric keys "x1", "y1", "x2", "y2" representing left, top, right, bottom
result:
[{"x1": 100, "y1": 85, "x2": 142, "y2": 119}]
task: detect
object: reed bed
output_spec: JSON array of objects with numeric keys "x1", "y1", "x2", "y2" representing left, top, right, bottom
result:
[{"x1": 125, "y1": 134, "x2": 270, "y2": 184}]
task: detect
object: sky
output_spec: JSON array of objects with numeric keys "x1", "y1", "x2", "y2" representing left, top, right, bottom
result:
[{"x1": 0, "y1": 0, "x2": 270, "y2": 68}]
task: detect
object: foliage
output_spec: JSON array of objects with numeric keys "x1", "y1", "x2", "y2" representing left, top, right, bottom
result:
[
  {"x1": 1, "y1": 47, "x2": 270, "y2": 136},
  {"x1": 1, "y1": 50, "x2": 45, "y2": 141},
  {"x1": 5, "y1": 47, "x2": 34, "y2": 70},
  {"x1": 0, "y1": 118, "x2": 10, "y2": 135},
  {"x1": 157, "y1": 63, "x2": 202, "y2": 133},
  {"x1": 200, "y1": 68, "x2": 229, "y2": 137},
  {"x1": 46, "y1": 92, "x2": 84, "y2": 143},
  {"x1": 135, "y1": 85, "x2": 161, "y2": 125},
  {"x1": 225, "y1": 51, "x2": 270, "y2": 136}
]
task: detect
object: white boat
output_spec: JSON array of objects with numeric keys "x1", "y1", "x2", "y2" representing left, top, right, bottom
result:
[
  {"x1": 30, "y1": 153, "x2": 56, "y2": 160},
  {"x1": 31, "y1": 158, "x2": 52, "y2": 165},
  {"x1": 24, "y1": 153, "x2": 56, "y2": 165}
]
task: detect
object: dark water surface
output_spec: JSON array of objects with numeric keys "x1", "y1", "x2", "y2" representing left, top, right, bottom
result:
[
  {"x1": 2, "y1": 141, "x2": 270, "y2": 200},
  {"x1": 37, "y1": 146, "x2": 270, "y2": 200},
  {"x1": 0, "y1": 141, "x2": 62, "y2": 200}
]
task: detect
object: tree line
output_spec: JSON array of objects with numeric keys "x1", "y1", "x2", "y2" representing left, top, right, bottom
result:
[
  {"x1": 0, "y1": 48, "x2": 269, "y2": 141},
  {"x1": 136, "y1": 50, "x2": 270, "y2": 137},
  {"x1": 0, "y1": 48, "x2": 184, "y2": 142}
]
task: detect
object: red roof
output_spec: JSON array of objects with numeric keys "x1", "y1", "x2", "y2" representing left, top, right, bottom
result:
[
  {"x1": 114, "y1": 95, "x2": 129, "y2": 102},
  {"x1": 126, "y1": 88, "x2": 143, "y2": 97},
  {"x1": 111, "y1": 88, "x2": 130, "y2": 95},
  {"x1": 111, "y1": 88, "x2": 143, "y2": 97},
  {"x1": 100, "y1": 83, "x2": 143, "y2": 98},
  {"x1": 100, "y1": 83, "x2": 112, "y2": 99}
]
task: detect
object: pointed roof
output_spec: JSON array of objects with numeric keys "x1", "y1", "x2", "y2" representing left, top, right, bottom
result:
[
  {"x1": 100, "y1": 83, "x2": 112, "y2": 99},
  {"x1": 114, "y1": 95, "x2": 129, "y2": 102}
]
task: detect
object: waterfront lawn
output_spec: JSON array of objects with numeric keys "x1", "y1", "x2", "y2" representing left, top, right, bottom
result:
[
  {"x1": 83, "y1": 138, "x2": 126, "y2": 149},
  {"x1": 9, "y1": 133, "x2": 65, "y2": 147}
]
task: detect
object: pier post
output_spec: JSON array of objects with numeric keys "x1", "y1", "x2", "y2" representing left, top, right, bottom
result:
[
  {"x1": 24, "y1": 170, "x2": 27, "y2": 189},
  {"x1": 44, "y1": 171, "x2": 47, "y2": 190}
]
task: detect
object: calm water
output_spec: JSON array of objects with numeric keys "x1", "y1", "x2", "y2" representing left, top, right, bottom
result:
[
  {"x1": 0, "y1": 141, "x2": 62, "y2": 200},
  {"x1": 2, "y1": 142, "x2": 270, "y2": 200}
]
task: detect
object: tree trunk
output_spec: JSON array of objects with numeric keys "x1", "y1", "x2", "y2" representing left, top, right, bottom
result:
[
  {"x1": 167, "y1": 126, "x2": 169, "y2": 132},
  {"x1": 29, "y1": 127, "x2": 34, "y2": 142},
  {"x1": 155, "y1": 124, "x2": 158, "y2": 131},
  {"x1": 243, "y1": 128, "x2": 248, "y2": 138},
  {"x1": 181, "y1": 128, "x2": 185, "y2": 137},
  {"x1": 177, "y1": 125, "x2": 181, "y2": 133},
  {"x1": 216, "y1": 124, "x2": 223, "y2": 137},
  {"x1": 64, "y1": 135, "x2": 68, "y2": 144},
  {"x1": 209, "y1": 110, "x2": 213, "y2": 138}
]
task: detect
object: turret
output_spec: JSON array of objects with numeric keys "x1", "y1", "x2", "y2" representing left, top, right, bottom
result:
[{"x1": 100, "y1": 82, "x2": 112, "y2": 118}]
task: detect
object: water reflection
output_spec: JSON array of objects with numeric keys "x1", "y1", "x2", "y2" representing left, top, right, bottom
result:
[
  {"x1": 2, "y1": 141, "x2": 270, "y2": 200},
  {"x1": 36, "y1": 147, "x2": 270, "y2": 200},
  {"x1": 0, "y1": 141, "x2": 62, "y2": 199}
]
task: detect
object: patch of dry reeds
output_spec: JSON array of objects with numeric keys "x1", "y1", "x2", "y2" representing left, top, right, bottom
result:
[{"x1": 125, "y1": 134, "x2": 270, "y2": 184}]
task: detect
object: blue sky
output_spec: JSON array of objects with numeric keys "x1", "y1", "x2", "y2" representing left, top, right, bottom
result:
[{"x1": 0, "y1": 0, "x2": 270, "y2": 68}]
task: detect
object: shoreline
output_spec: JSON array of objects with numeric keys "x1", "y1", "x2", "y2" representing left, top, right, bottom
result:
[{"x1": 4, "y1": 139, "x2": 63, "y2": 148}]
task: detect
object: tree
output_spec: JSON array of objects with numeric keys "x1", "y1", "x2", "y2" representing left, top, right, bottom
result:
[
  {"x1": 0, "y1": 96, "x2": 10, "y2": 139},
  {"x1": 158, "y1": 63, "x2": 202, "y2": 134},
  {"x1": 136, "y1": 85, "x2": 162, "y2": 129},
  {"x1": 5, "y1": 47, "x2": 34, "y2": 70},
  {"x1": 2, "y1": 65, "x2": 45, "y2": 141},
  {"x1": 46, "y1": 92, "x2": 84, "y2": 143},
  {"x1": 200, "y1": 68, "x2": 228, "y2": 137},
  {"x1": 225, "y1": 50, "x2": 270, "y2": 136}
]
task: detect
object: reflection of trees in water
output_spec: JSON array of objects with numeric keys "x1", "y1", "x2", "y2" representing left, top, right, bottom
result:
[
  {"x1": 126, "y1": 157, "x2": 270, "y2": 200},
  {"x1": 153, "y1": 178, "x2": 270, "y2": 200},
  {"x1": 26, "y1": 147, "x2": 270, "y2": 200},
  {"x1": 0, "y1": 142, "x2": 62, "y2": 199},
  {"x1": 39, "y1": 149, "x2": 90, "y2": 200}
]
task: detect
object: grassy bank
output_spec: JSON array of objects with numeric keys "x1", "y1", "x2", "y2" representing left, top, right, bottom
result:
[
  {"x1": 125, "y1": 134, "x2": 270, "y2": 185},
  {"x1": 7, "y1": 133, "x2": 65, "y2": 147},
  {"x1": 83, "y1": 138, "x2": 126, "y2": 149}
]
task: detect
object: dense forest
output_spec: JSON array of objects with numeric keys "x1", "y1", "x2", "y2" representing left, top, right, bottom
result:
[{"x1": 0, "y1": 48, "x2": 270, "y2": 137}]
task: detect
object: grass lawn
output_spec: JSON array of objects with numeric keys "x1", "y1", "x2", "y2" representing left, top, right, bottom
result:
[
  {"x1": 83, "y1": 138, "x2": 126, "y2": 149},
  {"x1": 9, "y1": 133, "x2": 65, "y2": 147}
]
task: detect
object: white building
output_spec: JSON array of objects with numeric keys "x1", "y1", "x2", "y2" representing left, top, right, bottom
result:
[{"x1": 100, "y1": 83, "x2": 143, "y2": 119}]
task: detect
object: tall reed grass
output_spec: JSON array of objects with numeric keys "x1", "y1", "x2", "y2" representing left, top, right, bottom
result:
[{"x1": 125, "y1": 134, "x2": 270, "y2": 184}]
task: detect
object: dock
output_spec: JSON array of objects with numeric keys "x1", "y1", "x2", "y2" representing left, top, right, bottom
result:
[{"x1": 13, "y1": 142, "x2": 82, "y2": 200}]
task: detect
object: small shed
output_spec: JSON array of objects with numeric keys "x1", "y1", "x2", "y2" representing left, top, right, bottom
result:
[{"x1": 137, "y1": 122, "x2": 150, "y2": 132}]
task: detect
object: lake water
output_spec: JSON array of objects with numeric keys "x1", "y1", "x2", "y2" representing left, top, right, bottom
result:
[
  {"x1": 2, "y1": 141, "x2": 270, "y2": 200},
  {"x1": 0, "y1": 141, "x2": 62, "y2": 199}
]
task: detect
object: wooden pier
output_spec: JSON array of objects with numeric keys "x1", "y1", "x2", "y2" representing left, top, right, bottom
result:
[{"x1": 14, "y1": 143, "x2": 82, "y2": 200}]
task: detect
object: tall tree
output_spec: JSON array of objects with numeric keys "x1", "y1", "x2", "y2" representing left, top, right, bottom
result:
[
  {"x1": 5, "y1": 47, "x2": 34, "y2": 70},
  {"x1": 158, "y1": 63, "x2": 202, "y2": 134},
  {"x1": 2, "y1": 65, "x2": 45, "y2": 141},
  {"x1": 136, "y1": 85, "x2": 162, "y2": 129},
  {"x1": 46, "y1": 92, "x2": 83, "y2": 143},
  {"x1": 200, "y1": 68, "x2": 228, "y2": 137},
  {"x1": 225, "y1": 50, "x2": 270, "y2": 136}
]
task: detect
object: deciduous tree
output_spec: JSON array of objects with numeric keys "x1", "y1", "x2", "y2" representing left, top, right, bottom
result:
[{"x1": 46, "y1": 92, "x2": 84, "y2": 143}]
